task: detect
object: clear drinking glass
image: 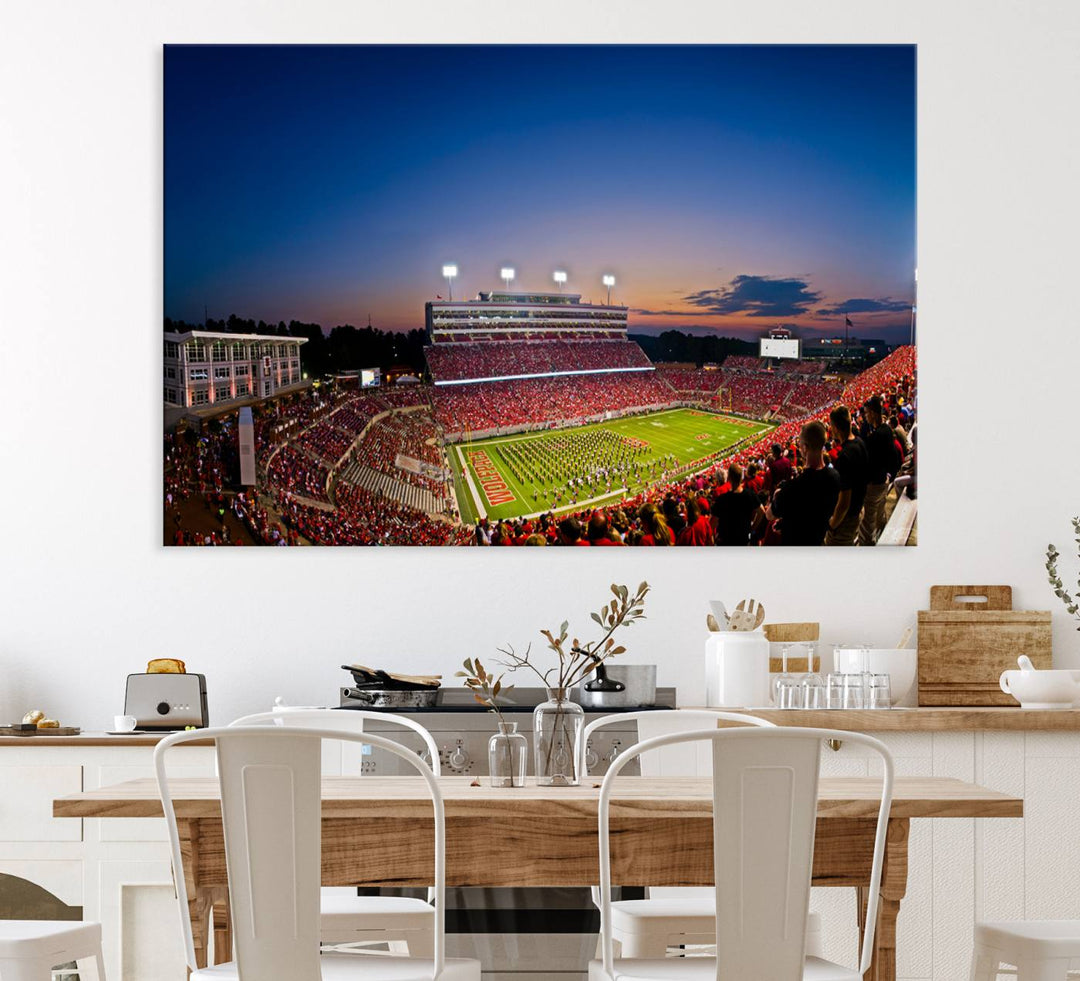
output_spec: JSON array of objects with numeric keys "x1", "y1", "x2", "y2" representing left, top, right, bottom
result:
[
  {"x1": 868, "y1": 674, "x2": 893, "y2": 710},
  {"x1": 488, "y1": 721, "x2": 528, "y2": 787},
  {"x1": 841, "y1": 673, "x2": 866, "y2": 709},
  {"x1": 800, "y1": 674, "x2": 825, "y2": 709},
  {"x1": 775, "y1": 676, "x2": 803, "y2": 709},
  {"x1": 826, "y1": 673, "x2": 846, "y2": 709},
  {"x1": 773, "y1": 645, "x2": 798, "y2": 705}
]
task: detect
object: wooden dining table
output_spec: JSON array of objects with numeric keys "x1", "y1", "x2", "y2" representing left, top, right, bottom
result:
[{"x1": 54, "y1": 775, "x2": 1022, "y2": 981}]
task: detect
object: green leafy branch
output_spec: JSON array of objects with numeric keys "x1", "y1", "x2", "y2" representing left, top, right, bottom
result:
[{"x1": 1046, "y1": 516, "x2": 1080, "y2": 628}]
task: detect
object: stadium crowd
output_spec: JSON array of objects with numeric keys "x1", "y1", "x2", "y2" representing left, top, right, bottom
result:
[
  {"x1": 469, "y1": 345, "x2": 916, "y2": 547},
  {"x1": 432, "y1": 371, "x2": 674, "y2": 433}
]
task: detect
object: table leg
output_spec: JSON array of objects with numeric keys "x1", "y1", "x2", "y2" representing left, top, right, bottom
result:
[
  {"x1": 857, "y1": 818, "x2": 909, "y2": 981},
  {"x1": 186, "y1": 889, "x2": 211, "y2": 971},
  {"x1": 177, "y1": 818, "x2": 223, "y2": 971},
  {"x1": 211, "y1": 886, "x2": 232, "y2": 964}
]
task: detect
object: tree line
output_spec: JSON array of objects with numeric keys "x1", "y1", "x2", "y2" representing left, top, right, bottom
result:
[
  {"x1": 630, "y1": 330, "x2": 757, "y2": 366},
  {"x1": 163, "y1": 316, "x2": 759, "y2": 378},
  {"x1": 163, "y1": 315, "x2": 427, "y2": 378}
]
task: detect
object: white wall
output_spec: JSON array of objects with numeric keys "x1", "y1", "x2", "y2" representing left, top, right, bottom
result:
[{"x1": 1, "y1": 0, "x2": 1078, "y2": 728}]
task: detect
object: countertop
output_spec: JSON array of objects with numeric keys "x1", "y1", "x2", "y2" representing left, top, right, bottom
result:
[
  {"x1": 5, "y1": 707, "x2": 1080, "y2": 745},
  {"x1": 684, "y1": 706, "x2": 1080, "y2": 730},
  {"x1": 0, "y1": 732, "x2": 210, "y2": 747}
]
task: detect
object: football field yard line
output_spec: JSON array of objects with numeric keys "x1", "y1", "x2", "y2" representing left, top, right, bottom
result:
[{"x1": 455, "y1": 408, "x2": 775, "y2": 521}]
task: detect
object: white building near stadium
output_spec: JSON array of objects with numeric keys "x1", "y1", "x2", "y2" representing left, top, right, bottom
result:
[{"x1": 163, "y1": 330, "x2": 306, "y2": 408}]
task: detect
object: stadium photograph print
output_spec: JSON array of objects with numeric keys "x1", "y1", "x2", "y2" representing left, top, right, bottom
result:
[{"x1": 163, "y1": 44, "x2": 916, "y2": 547}]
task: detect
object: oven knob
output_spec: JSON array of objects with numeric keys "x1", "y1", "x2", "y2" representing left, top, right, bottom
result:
[
  {"x1": 156, "y1": 702, "x2": 171, "y2": 716},
  {"x1": 447, "y1": 746, "x2": 471, "y2": 771},
  {"x1": 585, "y1": 746, "x2": 600, "y2": 770},
  {"x1": 606, "y1": 745, "x2": 621, "y2": 764}
]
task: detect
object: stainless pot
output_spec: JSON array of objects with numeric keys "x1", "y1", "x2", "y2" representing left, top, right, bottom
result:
[
  {"x1": 340, "y1": 688, "x2": 439, "y2": 708},
  {"x1": 576, "y1": 664, "x2": 657, "y2": 708}
]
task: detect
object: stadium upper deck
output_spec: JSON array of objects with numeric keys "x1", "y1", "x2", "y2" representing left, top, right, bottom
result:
[{"x1": 425, "y1": 290, "x2": 629, "y2": 343}]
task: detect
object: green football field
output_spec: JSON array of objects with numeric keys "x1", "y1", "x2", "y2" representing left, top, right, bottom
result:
[{"x1": 450, "y1": 407, "x2": 774, "y2": 523}]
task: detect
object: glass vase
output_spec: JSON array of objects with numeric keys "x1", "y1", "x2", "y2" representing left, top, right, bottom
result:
[
  {"x1": 488, "y1": 721, "x2": 528, "y2": 788},
  {"x1": 533, "y1": 687, "x2": 584, "y2": 786}
]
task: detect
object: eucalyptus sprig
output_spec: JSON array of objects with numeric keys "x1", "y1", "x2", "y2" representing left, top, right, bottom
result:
[
  {"x1": 456, "y1": 657, "x2": 514, "y2": 722},
  {"x1": 1046, "y1": 516, "x2": 1080, "y2": 629},
  {"x1": 495, "y1": 581, "x2": 651, "y2": 690}
]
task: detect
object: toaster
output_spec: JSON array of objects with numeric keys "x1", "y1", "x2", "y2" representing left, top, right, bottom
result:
[{"x1": 124, "y1": 673, "x2": 209, "y2": 730}]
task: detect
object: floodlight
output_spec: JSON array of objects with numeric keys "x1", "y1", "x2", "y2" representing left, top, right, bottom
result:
[
  {"x1": 602, "y1": 273, "x2": 616, "y2": 304},
  {"x1": 442, "y1": 264, "x2": 458, "y2": 301},
  {"x1": 553, "y1": 270, "x2": 567, "y2": 284}
]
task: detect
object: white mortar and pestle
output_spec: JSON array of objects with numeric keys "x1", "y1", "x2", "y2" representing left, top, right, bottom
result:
[{"x1": 999, "y1": 655, "x2": 1080, "y2": 709}]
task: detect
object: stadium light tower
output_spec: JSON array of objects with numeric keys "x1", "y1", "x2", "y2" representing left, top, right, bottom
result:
[
  {"x1": 500, "y1": 266, "x2": 515, "y2": 292},
  {"x1": 602, "y1": 274, "x2": 615, "y2": 305},
  {"x1": 442, "y1": 264, "x2": 458, "y2": 302},
  {"x1": 553, "y1": 269, "x2": 567, "y2": 292}
]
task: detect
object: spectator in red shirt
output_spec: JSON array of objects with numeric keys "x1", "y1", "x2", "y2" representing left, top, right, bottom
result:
[
  {"x1": 766, "y1": 443, "x2": 794, "y2": 491},
  {"x1": 558, "y1": 516, "x2": 590, "y2": 546},
  {"x1": 677, "y1": 496, "x2": 715, "y2": 546},
  {"x1": 587, "y1": 512, "x2": 623, "y2": 546}
]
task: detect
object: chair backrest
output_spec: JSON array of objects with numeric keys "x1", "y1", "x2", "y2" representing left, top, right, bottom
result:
[
  {"x1": 595, "y1": 727, "x2": 893, "y2": 981},
  {"x1": 578, "y1": 709, "x2": 774, "y2": 779},
  {"x1": 230, "y1": 707, "x2": 442, "y2": 776},
  {"x1": 155, "y1": 725, "x2": 446, "y2": 981}
]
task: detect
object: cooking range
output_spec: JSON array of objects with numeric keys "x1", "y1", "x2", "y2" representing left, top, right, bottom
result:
[{"x1": 337, "y1": 685, "x2": 677, "y2": 981}]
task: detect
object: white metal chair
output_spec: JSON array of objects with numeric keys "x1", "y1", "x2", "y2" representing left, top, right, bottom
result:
[
  {"x1": 579, "y1": 711, "x2": 822, "y2": 960},
  {"x1": 155, "y1": 725, "x2": 480, "y2": 980},
  {"x1": 230, "y1": 708, "x2": 438, "y2": 955},
  {"x1": 589, "y1": 726, "x2": 894, "y2": 981},
  {"x1": 969, "y1": 921, "x2": 1080, "y2": 979},
  {"x1": 0, "y1": 921, "x2": 105, "y2": 981}
]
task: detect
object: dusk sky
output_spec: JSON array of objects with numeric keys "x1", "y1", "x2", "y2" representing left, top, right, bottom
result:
[{"x1": 165, "y1": 45, "x2": 916, "y2": 342}]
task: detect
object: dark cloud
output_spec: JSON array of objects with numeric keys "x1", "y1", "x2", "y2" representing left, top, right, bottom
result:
[
  {"x1": 815, "y1": 297, "x2": 913, "y2": 316},
  {"x1": 631, "y1": 307, "x2": 717, "y2": 318},
  {"x1": 683, "y1": 275, "x2": 823, "y2": 318}
]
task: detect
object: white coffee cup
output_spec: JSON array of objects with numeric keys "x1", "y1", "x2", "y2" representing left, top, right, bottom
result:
[{"x1": 113, "y1": 715, "x2": 138, "y2": 732}]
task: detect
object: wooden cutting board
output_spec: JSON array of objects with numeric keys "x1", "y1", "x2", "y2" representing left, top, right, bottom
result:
[
  {"x1": 0, "y1": 726, "x2": 81, "y2": 737},
  {"x1": 764, "y1": 623, "x2": 821, "y2": 672},
  {"x1": 917, "y1": 585, "x2": 1052, "y2": 705}
]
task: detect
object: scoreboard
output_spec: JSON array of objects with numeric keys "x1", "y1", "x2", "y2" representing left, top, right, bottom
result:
[
  {"x1": 759, "y1": 337, "x2": 801, "y2": 360},
  {"x1": 360, "y1": 368, "x2": 381, "y2": 389}
]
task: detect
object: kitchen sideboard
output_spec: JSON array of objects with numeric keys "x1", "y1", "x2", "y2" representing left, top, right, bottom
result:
[{"x1": 3, "y1": 712, "x2": 1078, "y2": 981}]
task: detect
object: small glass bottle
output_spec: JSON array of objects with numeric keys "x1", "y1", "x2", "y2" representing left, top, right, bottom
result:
[
  {"x1": 488, "y1": 721, "x2": 528, "y2": 788},
  {"x1": 533, "y1": 687, "x2": 585, "y2": 786}
]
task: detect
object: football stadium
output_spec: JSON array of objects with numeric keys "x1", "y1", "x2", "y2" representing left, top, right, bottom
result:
[{"x1": 164, "y1": 282, "x2": 917, "y2": 547}]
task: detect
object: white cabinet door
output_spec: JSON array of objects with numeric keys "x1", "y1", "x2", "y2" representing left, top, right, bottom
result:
[
  {"x1": 0, "y1": 766, "x2": 82, "y2": 841},
  {"x1": 98, "y1": 860, "x2": 186, "y2": 981}
]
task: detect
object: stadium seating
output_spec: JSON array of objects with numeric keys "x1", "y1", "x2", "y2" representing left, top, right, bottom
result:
[{"x1": 425, "y1": 339, "x2": 652, "y2": 383}]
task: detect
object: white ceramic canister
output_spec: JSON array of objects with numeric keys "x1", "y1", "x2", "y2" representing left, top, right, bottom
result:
[{"x1": 704, "y1": 629, "x2": 771, "y2": 707}]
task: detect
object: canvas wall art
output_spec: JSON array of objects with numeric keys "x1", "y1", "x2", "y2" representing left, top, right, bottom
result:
[{"x1": 163, "y1": 44, "x2": 916, "y2": 547}]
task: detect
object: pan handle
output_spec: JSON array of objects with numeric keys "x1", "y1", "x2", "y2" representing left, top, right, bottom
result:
[{"x1": 584, "y1": 663, "x2": 625, "y2": 693}]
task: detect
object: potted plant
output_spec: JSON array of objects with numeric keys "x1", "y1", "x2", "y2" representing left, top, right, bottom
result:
[
  {"x1": 495, "y1": 582, "x2": 650, "y2": 786},
  {"x1": 457, "y1": 657, "x2": 527, "y2": 788}
]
